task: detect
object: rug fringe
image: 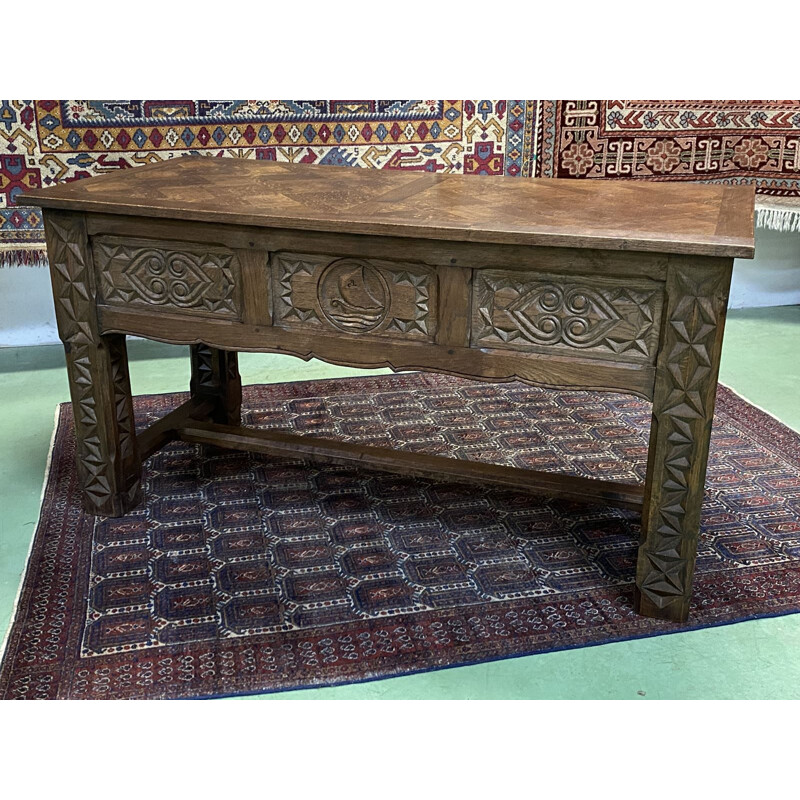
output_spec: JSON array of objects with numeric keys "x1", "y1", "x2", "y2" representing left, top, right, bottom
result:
[
  {"x1": 756, "y1": 206, "x2": 800, "y2": 234},
  {"x1": 0, "y1": 247, "x2": 49, "y2": 268}
]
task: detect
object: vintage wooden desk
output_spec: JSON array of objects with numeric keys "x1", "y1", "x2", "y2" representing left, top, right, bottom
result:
[{"x1": 20, "y1": 159, "x2": 755, "y2": 622}]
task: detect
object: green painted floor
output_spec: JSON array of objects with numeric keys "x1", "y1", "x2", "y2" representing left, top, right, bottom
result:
[{"x1": 1, "y1": 305, "x2": 799, "y2": 699}]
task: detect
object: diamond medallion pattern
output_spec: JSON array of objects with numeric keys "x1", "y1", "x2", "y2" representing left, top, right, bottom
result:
[{"x1": 74, "y1": 370, "x2": 797, "y2": 657}]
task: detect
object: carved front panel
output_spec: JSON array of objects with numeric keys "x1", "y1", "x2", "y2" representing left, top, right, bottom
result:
[
  {"x1": 272, "y1": 252, "x2": 437, "y2": 341},
  {"x1": 472, "y1": 269, "x2": 664, "y2": 363},
  {"x1": 93, "y1": 236, "x2": 241, "y2": 319}
]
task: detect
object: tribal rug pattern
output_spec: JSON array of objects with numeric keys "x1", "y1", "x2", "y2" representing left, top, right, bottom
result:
[
  {"x1": 2, "y1": 373, "x2": 800, "y2": 699},
  {"x1": 2, "y1": 99, "x2": 800, "y2": 265}
]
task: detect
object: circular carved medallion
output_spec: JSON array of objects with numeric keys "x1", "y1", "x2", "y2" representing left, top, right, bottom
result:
[{"x1": 318, "y1": 259, "x2": 389, "y2": 333}]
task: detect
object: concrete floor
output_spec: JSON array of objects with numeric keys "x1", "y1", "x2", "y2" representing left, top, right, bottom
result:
[{"x1": 1, "y1": 305, "x2": 799, "y2": 699}]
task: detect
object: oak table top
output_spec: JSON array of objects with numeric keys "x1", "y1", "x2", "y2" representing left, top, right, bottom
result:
[{"x1": 20, "y1": 157, "x2": 755, "y2": 258}]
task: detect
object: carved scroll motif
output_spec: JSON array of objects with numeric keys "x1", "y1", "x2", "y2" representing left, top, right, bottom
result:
[
  {"x1": 93, "y1": 236, "x2": 240, "y2": 318},
  {"x1": 472, "y1": 270, "x2": 664, "y2": 363}
]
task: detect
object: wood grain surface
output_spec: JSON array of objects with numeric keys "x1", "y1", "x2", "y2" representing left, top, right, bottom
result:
[
  {"x1": 177, "y1": 420, "x2": 645, "y2": 510},
  {"x1": 20, "y1": 158, "x2": 755, "y2": 258}
]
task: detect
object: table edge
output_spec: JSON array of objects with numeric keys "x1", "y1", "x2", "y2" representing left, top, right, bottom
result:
[{"x1": 19, "y1": 194, "x2": 756, "y2": 259}]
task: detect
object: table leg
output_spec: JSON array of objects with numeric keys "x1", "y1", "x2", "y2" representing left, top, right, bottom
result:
[
  {"x1": 189, "y1": 344, "x2": 242, "y2": 426},
  {"x1": 43, "y1": 210, "x2": 142, "y2": 517},
  {"x1": 635, "y1": 257, "x2": 732, "y2": 621}
]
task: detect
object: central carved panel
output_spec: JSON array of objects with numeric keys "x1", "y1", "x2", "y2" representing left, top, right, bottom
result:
[
  {"x1": 273, "y1": 252, "x2": 436, "y2": 341},
  {"x1": 472, "y1": 269, "x2": 664, "y2": 363}
]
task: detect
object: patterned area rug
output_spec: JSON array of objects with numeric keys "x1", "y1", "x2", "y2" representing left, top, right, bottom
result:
[
  {"x1": 2, "y1": 99, "x2": 799, "y2": 265},
  {"x1": 2, "y1": 373, "x2": 800, "y2": 699}
]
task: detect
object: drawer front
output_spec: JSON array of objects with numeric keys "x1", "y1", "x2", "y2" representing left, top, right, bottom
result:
[
  {"x1": 92, "y1": 236, "x2": 242, "y2": 319},
  {"x1": 472, "y1": 269, "x2": 664, "y2": 364},
  {"x1": 272, "y1": 252, "x2": 437, "y2": 341}
]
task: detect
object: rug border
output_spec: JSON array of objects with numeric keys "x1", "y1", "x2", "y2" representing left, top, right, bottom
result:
[
  {"x1": 718, "y1": 380, "x2": 799, "y2": 432},
  {"x1": 0, "y1": 405, "x2": 61, "y2": 666},
  {"x1": 196, "y1": 604, "x2": 800, "y2": 701}
]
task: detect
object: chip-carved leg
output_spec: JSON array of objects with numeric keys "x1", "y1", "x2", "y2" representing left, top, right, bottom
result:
[
  {"x1": 189, "y1": 344, "x2": 242, "y2": 426},
  {"x1": 635, "y1": 257, "x2": 733, "y2": 622},
  {"x1": 43, "y1": 210, "x2": 142, "y2": 517}
]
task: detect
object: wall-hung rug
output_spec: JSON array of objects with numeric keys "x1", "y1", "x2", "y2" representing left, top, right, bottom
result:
[{"x1": 2, "y1": 373, "x2": 800, "y2": 700}]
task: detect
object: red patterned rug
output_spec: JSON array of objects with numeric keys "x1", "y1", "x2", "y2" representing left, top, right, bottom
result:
[{"x1": 2, "y1": 373, "x2": 800, "y2": 699}]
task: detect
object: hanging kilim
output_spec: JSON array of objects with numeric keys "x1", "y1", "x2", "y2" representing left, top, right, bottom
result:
[{"x1": 2, "y1": 100, "x2": 799, "y2": 267}]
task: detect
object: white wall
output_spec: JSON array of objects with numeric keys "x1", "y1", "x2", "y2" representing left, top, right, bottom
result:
[
  {"x1": 729, "y1": 227, "x2": 800, "y2": 309},
  {"x1": 0, "y1": 263, "x2": 59, "y2": 346},
  {"x1": 1, "y1": 228, "x2": 798, "y2": 347}
]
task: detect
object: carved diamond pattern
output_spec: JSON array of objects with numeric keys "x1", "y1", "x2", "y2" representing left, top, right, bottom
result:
[
  {"x1": 190, "y1": 343, "x2": 217, "y2": 392},
  {"x1": 386, "y1": 270, "x2": 431, "y2": 335},
  {"x1": 44, "y1": 213, "x2": 141, "y2": 514},
  {"x1": 638, "y1": 265, "x2": 729, "y2": 611},
  {"x1": 275, "y1": 256, "x2": 321, "y2": 324}
]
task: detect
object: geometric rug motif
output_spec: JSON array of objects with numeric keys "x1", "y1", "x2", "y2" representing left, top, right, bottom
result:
[
  {"x1": 2, "y1": 373, "x2": 800, "y2": 699},
  {"x1": 3, "y1": 99, "x2": 800, "y2": 265},
  {"x1": 534, "y1": 100, "x2": 800, "y2": 197}
]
